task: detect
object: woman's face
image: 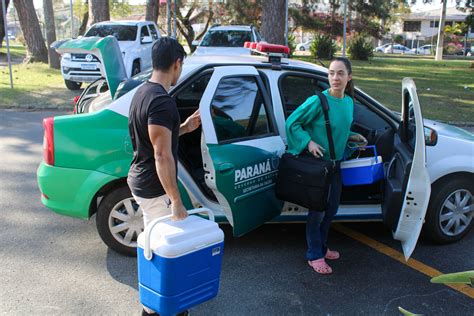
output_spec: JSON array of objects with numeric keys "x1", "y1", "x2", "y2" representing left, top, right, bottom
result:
[{"x1": 328, "y1": 60, "x2": 352, "y2": 92}]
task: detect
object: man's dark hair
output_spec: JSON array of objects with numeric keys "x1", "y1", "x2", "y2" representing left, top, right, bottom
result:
[{"x1": 152, "y1": 37, "x2": 186, "y2": 71}]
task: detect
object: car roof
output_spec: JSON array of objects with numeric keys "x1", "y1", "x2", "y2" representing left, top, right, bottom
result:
[
  {"x1": 180, "y1": 54, "x2": 327, "y2": 78},
  {"x1": 92, "y1": 21, "x2": 150, "y2": 26},
  {"x1": 209, "y1": 25, "x2": 252, "y2": 31}
]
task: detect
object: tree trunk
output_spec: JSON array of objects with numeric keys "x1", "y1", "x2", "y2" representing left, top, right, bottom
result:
[
  {"x1": 78, "y1": 0, "x2": 89, "y2": 36},
  {"x1": 435, "y1": 0, "x2": 447, "y2": 61},
  {"x1": 13, "y1": 0, "x2": 48, "y2": 63},
  {"x1": 260, "y1": 0, "x2": 286, "y2": 45},
  {"x1": 145, "y1": 0, "x2": 159, "y2": 23},
  {"x1": 89, "y1": 0, "x2": 109, "y2": 25},
  {"x1": 0, "y1": 0, "x2": 11, "y2": 49},
  {"x1": 43, "y1": 0, "x2": 59, "y2": 69}
]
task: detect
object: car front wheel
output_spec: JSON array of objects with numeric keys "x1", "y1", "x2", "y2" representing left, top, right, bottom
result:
[
  {"x1": 424, "y1": 177, "x2": 473, "y2": 243},
  {"x1": 96, "y1": 186, "x2": 143, "y2": 256},
  {"x1": 64, "y1": 80, "x2": 82, "y2": 90}
]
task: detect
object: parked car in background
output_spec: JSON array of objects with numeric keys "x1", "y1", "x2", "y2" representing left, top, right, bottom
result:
[
  {"x1": 192, "y1": 25, "x2": 263, "y2": 56},
  {"x1": 296, "y1": 40, "x2": 312, "y2": 51},
  {"x1": 60, "y1": 20, "x2": 160, "y2": 90},
  {"x1": 383, "y1": 44, "x2": 415, "y2": 54},
  {"x1": 374, "y1": 43, "x2": 391, "y2": 53},
  {"x1": 38, "y1": 37, "x2": 474, "y2": 259},
  {"x1": 411, "y1": 44, "x2": 434, "y2": 55}
]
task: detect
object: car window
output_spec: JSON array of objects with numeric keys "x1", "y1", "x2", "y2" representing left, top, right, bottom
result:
[
  {"x1": 254, "y1": 29, "x2": 262, "y2": 42},
  {"x1": 85, "y1": 25, "x2": 137, "y2": 41},
  {"x1": 279, "y1": 74, "x2": 326, "y2": 117},
  {"x1": 140, "y1": 25, "x2": 150, "y2": 40},
  {"x1": 210, "y1": 76, "x2": 273, "y2": 142},
  {"x1": 200, "y1": 30, "x2": 252, "y2": 47},
  {"x1": 148, "y1": 25, "x2": 159, "y2": 40}
]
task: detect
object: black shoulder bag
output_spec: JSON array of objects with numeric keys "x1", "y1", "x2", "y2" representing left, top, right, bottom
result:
[{"x1": 275, "y1": 92, "x2": 337, "y2": 211}]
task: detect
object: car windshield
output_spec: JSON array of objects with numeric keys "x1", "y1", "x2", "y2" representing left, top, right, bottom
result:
[
  {"x1": 200, "y1": 30, "x2": 252, "y2": 47},
  {"x1": 85, "y1": 25, "x2": 137, "y2": 41}
]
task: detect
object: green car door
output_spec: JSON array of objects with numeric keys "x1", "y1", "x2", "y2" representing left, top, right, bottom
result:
[{"x1": 199, "y1": 66, "x2": 285, "y2": 236}]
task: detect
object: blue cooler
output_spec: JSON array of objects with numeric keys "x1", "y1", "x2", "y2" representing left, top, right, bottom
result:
[
  {"x1": 340, "y1": 145, "x2": 384, "y2": 186},
  {"x1": 137, "y1": 208, "x2": 224, "y2": 316}
]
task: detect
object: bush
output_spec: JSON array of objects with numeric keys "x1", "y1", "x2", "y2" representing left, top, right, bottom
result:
[
  {"x1": 288, "y1": 33, "x2": 296, "y2": 57},
  {"x1": 310, "y1": 34, "x2": 336, "y2": 59},
  {"x1": 348, "y1": 34, "x2": 374, "y2": 60},
  {"x1": 394, "y1": 34, "x2": 404, "y2": 44}
]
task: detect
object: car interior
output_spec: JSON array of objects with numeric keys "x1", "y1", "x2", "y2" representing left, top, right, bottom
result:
[{"x1": 170, "y1": 68, "x2": 410, "y2": 221}]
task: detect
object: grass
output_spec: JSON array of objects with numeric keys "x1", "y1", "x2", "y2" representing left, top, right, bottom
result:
[
  {"x1": 1, "y1": 45, "x2": 77, "y2": 109},
  {"x1": 295, "y1": 55, "x2": 474, "y2": 123}
]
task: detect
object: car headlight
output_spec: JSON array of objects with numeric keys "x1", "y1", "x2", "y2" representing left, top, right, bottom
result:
[
  {"x1": 62, "y1": 53, "x2": 71, "y2": 61},
  {"x1": 424, "y1": 126, "x2": 438, "y2": 146}
]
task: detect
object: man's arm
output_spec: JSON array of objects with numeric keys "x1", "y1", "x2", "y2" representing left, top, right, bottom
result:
[
  {"x1": 179, "y1": 109, "x2": 201, "y2": 136},
  {"x1": 148, "y1": 124, "x2": 187, "y2": 220}
]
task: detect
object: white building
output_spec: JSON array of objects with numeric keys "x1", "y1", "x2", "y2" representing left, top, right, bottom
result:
[{"x1": 392, "y1": 7, "x2": 474, "y2": 45}]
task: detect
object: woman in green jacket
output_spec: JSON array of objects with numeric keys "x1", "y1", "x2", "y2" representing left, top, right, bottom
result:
[{"x1": 285, "y1": 57, "x2": 367, "y2": 274}]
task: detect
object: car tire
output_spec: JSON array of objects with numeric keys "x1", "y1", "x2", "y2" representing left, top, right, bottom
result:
[
  {"x1": 131, "y1": 61, "x2": 140, "y2": 76},
  {"x1": 64, "y1": 80, "x2": 82, "y2": 90},
  {"x1": 424, "y1": 177, "x2": 473, "y2": 244},
  {"x1": 96, "y1": 185, "x2": 143, "y2": 257}
]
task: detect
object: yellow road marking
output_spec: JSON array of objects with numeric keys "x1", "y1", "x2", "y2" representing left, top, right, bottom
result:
[{"x1": 333, "y1": 224, "x2": 474, "y2": 299}]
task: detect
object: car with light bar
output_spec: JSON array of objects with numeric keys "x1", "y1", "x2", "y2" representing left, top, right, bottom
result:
[{"x1": 37, "y1": 37, "x2": 474, "y2": 258}]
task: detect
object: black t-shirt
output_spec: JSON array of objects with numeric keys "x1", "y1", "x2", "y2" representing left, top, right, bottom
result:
[{"x1": 127, "y1": 81, "x2": 180, "y2": 198}]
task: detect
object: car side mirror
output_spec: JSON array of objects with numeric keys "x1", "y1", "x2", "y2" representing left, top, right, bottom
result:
[{"x1": 141, "y1": 36, "x2": 153, "y2": 44}]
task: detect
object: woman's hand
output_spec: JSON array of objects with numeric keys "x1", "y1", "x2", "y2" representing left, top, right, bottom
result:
[
  {"x1": 308, "y1": 140, "x2": 326, "y2": 158},
  {"x1": 349, "y1": 133, "x2": 368, "y2": 146}
]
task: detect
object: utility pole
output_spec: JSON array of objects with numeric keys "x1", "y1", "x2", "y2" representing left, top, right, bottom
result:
[
  {"x1": 435, "y1": 0, "x2": 447, "y2": 61},
  {"x1": 342, "y1": 0, "x2": 348, "y2": 57},
  {"x1": 173, "y1": 0, "x2": 177, "y2": 38},
  {"x1": 69, "y1": 0, "x2": 73, "y2": 38},
  {"x1": 284, "y1": 0, "x2": 288, "y2": 46},
  {"x1": 167, "y1": 0, "x2": 171, "y2": 36},
  {"x1": 2, "y1": 0, "x2": 13, "y2": 88}
]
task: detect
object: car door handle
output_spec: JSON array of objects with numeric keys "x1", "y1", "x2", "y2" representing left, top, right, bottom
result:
[{"x1": 218, "y1": 163, "x2": 235, "y2": 173}]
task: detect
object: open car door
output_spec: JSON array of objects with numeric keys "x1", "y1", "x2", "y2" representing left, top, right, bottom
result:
[
  {"x1": 56, "y1": 36, "x2": 127, "y2": 99},
  {"x1": 199, "y1": 66, "x2": 285, "y2": 236},
  {"x1": 382, "y1": 78, "x2": 431, "y2": 260}
]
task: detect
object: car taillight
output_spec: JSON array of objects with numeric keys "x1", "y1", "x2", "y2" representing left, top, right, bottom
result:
[{"x1": 43, "y1": 117, "x2": 54, "y2": 165}]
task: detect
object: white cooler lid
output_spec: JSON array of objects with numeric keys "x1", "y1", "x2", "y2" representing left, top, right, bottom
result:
[
  {"x1": 137, "y1": 215, "x2": 224, "y2": 258},
  {"x1": 340, "y1": 156, "x2": 383, "y2": 169}
]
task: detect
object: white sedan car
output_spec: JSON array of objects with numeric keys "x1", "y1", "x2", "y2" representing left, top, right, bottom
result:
[
  {"x1": 384, "y1": 44, "x2": 415, "y2": 54},
  {"x1": 296, "y1": 40, "x2": 312, "y2": 51},
  {"x1": 411, "y1": 45, "x2": 434, "y2": 55}
]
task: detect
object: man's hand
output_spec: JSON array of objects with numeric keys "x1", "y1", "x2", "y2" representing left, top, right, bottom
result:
[
  {"x1": 180, "y1": 110, "x2": 201, "y2": 135},
  {"x1": 171, "y1": 202, "x2": 188, "y2": 221},
  {"x1": 349, "y1": 133, "x2": 368, "y2": 146},
  {"x1": 308, "y1": 140, "x2": 326, "y2": 158}
]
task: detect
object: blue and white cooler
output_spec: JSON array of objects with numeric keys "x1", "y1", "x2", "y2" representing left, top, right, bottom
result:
[
  {"x1": 137, "y1": 208, "x2": 224, "y2": 315},
  {"x1": 340, "y1": 145, "x2": 384, "y2": 186}
]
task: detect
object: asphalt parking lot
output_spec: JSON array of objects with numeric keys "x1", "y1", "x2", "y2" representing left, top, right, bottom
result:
[{"x1": 1, "y1": 110, "x2": 473, "y2": 315}]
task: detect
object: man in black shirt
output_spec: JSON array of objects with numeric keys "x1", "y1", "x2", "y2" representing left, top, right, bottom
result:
[
  {"x1": 128, "y1": 37, "x2": 199, "y2": 316},
  {"x1": 128, "y1": 37, "x2": 200, "y2": 223}
]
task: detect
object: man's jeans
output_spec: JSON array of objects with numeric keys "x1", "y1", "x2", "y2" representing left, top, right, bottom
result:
[{"x1": 305, "y1": 167, "x2": 342, "y2": 261}]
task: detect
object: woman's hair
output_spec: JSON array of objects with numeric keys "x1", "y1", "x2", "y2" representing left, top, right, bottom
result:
[{"x1": 330, "y1": 57, "x2": 354, "y2": 99}]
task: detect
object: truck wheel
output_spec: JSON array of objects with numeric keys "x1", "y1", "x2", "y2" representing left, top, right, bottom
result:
[
  {"x1": 64, "y1": 80, "x2": 82, "y2": 90},
  {"x1": 131, "y1": 61, "x2": 140, "y2": 76},
  {"x1": 424, "y1": 177, "x2": 473, "y2": 244},
  {"x1": 96, "y1": 186, "x2": 143, "y2": 256}
]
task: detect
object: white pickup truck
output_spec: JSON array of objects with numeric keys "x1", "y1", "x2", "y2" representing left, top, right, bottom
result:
[{"x1": 60, "y1": 20, "x2": 160, "y2": 90}]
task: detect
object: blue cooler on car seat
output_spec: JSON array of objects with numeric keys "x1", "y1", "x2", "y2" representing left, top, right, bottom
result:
[
  {"x1": 340, "y1": 145, "x2": 384, "y2": 186},
  {"x1": 137, "y1": 208, "x2": 224, "y2": 316}
]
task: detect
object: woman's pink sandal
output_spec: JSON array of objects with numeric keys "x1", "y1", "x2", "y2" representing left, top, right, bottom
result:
[
  {"x1": 325, "y1": 249, "x2": 340, "y2": 260},
  {"x1": 308, "y1": 258, "x2": 333, "y2": 274}
]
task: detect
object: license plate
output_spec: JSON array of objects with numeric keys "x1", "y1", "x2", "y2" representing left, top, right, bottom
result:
[{"x1": 80, "y1": 64, "x2": 97, "y2": 70}]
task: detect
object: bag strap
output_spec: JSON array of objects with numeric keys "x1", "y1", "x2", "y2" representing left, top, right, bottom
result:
[{"x1": 316, "y1": 91, "x2": 336, "y2": 161}]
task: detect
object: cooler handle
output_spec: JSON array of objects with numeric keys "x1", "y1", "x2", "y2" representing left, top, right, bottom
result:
[
  {"x1": 143, "y1": 208, "x2": 214, "y2": 261},
  {"x1": 358, "y1": 145, "x2": 379, "y2": 163}
]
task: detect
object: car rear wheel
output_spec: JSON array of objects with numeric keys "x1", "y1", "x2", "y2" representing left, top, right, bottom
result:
[
  {"x1": 424, "y1": 177, "x2": 473, "y2": 243},
  {"x1": 96, "y1": 186, "x2": 143, "y2": 256},
  {"x1": 64, "y1": 80, "x2": 82, "y2": 90}
]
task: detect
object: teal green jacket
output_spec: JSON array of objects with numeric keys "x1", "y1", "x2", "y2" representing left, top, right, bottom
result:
[{"x1": 285, "y1": 89, "x2": 355, "y2": 161}]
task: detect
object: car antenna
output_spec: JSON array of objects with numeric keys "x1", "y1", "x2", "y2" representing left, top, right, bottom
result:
[{"x1": 317, "y1": 59, "x2": 327, "y2": 68}]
